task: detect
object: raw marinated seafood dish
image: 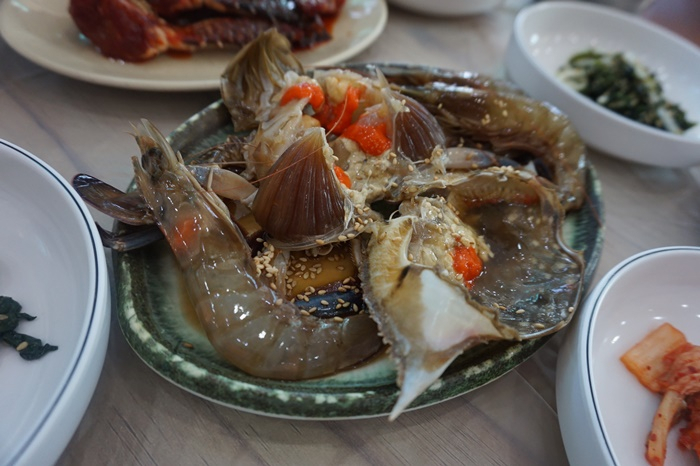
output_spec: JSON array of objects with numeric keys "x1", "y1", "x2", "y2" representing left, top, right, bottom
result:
[{"x1": 75, "y1": 29, "x2": 588, "y2": 419}]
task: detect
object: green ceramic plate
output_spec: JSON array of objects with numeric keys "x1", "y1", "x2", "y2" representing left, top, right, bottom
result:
[{"x1": 114, "y1": 99, "x2": 604, "y2": 419}]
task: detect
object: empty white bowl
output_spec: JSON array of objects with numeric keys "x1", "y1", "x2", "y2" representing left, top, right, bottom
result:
[
  {"x1": 505, "y1": 2, "x2": 700, "y2": 167},
  {"x1": 0, "y1": 141, "x2": 110, "y2": 465},
  {"x1": 557, "y1": 246, "x2": 700, "y2": 466}
]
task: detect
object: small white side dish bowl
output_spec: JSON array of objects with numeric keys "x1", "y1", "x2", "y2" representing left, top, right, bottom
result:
[
  {"x1": 505, "y1": 2, "x2": 700, "y2": 167},
  {"x1": 388, "y1": 0, "x2": 504, "y2": 16},
  {"x1": 557, "y1": 246, "x2": 700, "y2": 466},
  {"x1": 0, "y1": 141, "x2": 110, "y2": 466}
]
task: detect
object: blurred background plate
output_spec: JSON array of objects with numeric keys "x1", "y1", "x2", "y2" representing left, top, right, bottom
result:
[
  {"x1": 0, "y1": 141, "x2": 110, "y2": 465},
  {"x1": 0, "y1": 0, "x2": 387, "y2": 92},
  {"x1": 387, "y1": 0, "x2": 504, "y2": 16}
]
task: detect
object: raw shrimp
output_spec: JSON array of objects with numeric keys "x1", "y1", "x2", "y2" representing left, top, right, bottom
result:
[
  {"x1": 73, "y1": 153, "x2": 258, "y2": 251},
  {"x1": 396, "y1": 82, "x2": 588, "y2": 211},
  {"x1": 342, "y1": 63, "x2": 526, "y2": 96},
  {"x1": 131, "y1": 119, "x2": 383, "y2": 379},
  {"x1": 320, "y1": 62, "x2": 585, "y2": 210}
]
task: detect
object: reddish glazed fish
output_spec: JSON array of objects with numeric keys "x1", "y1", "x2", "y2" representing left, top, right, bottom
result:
[{"x1": 69, "y1": 0, "x2": 332, "y2": 62}]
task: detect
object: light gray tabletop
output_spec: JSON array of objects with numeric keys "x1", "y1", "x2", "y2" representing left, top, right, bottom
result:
[{"x1": 1, "y1": 0, "x2": 698, "y2": 464}]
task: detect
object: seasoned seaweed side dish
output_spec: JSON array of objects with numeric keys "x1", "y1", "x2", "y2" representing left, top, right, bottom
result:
[
  {"x1": 558, "y1": 49, "x2": 695, "y2": 134},
  {"x1": 0, "y1": 296, "x2": 58, "y2": 360}
]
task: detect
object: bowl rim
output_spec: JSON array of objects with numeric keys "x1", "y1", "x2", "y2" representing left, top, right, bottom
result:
[
  {"x1": 0, "y1": 140, "x2": 111, "y2": 465},
  {"x1": 512, "y1": 1, "x2": 700, "y2": 147},
  {"x1": 581, "y1": 246, "x2": 700, "y2": 465}
]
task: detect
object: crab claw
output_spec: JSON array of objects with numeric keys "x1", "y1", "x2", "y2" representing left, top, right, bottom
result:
[{"x1": 360, "y1": 214, "x2": 518, "y2": 420}]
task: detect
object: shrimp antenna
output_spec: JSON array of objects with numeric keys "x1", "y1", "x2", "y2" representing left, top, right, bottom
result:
[{"x1": 326, "y1": 88, "x2": 354, "y2": 135}]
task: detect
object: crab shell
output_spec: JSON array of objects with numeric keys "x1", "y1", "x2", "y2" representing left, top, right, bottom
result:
[{"x1": 359, "y1": 166, "x2": 584, "y2": 419}]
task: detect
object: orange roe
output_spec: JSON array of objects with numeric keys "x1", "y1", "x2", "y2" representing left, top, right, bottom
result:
[
  {"x1": 280, "y1": 82, "x2": 325, "y2": 111},
  {"x1": 171, "y1": 217, "x2": 199, "y2": 255},
  {"x1": 451, "y1": 243, "x2": 483, "y2": 288},
  {"x1": 333, "y1": 165, "x2": 352, "y2": 188},
  {"x1": 342, "y1": 121, "x2": 391, "y2": 156},
  {"x1": 315, "y1": 86, "x2": 363, "y2": 134}
]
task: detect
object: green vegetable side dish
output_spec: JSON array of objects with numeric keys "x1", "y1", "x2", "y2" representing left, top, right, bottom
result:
[
  {"x1": 558, "y1": 49, "x2": 695, "y2": 134},
  {"x1": 0, "y1": 296, "x2": 58, "y2": 360}
]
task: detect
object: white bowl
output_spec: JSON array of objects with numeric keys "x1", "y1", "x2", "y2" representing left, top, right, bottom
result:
[
  {"x1": 505, "y1": 2, "x2": 700, "y2": 167},
  {"x1": 388, "y1": 0, "x2": 504, "y2": 16},
  {"x1": 0, "y1": 141, "x2": 110, "y2": 465},
  {"x1": 557, "y1": 246, "x2": 700, "y2": 466}
]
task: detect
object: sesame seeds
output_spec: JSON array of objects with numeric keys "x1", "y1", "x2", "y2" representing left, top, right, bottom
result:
[
  {"x1": 253, "y1": 241, "x2": 279, "y2": 280},
  {"x1": 282, "y1": 244, "x2": 360, "y2": 298}
]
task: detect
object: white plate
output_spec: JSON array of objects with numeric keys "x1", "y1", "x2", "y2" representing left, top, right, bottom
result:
[
  {"x1": 387, "y1": 0, "x2": 503, "y2": 16},
  {"x1": 505, "y1": 2, "x2": 700, "y2": 167},
  {"x1": 0, "y1": 141, "x2": 110, "y2": 466},
  {"x1": 557, "y1": 247, "x2": 700, "y2": 466},
  {"x1": 0, "y1": 0, "x2": 387, "y2": 91}
]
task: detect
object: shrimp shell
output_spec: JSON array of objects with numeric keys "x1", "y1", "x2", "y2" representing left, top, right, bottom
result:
[
  {"x1": 131, "y1": 119, "x2": 382, "y2": 380},
  {"x1": 399, "y1": 82, "x2": 587, "y2": 211},
  {"x1": 340, "y1": 63, "x2": 526, "y2": 96}
]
